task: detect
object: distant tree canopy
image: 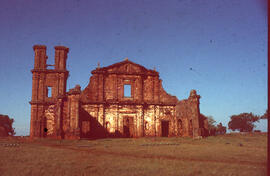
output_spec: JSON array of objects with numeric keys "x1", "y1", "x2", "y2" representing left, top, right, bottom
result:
[
  {"x1": 228, "y1": 112, "x2": 259, "y2": 132},
  {"x1": 216, "y1": 123, "x2": 226, "y2": 135},
  {"x1": 260, "y1": 109, "x2": 268, "y2": 119},
  {"x1": 0, "y1": 114, "x2": 15, "y2": 137},
  {"x1": 200, "y1": 114, "x2": 226, "y2": 136},
  {"x1": 206, "y1": 115, "x2": 216, "y2": 129}
]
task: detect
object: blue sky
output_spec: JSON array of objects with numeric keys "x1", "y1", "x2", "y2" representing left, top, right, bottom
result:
[{"x1": 0, "y1": 0, "x2": 267, "y2": 135}]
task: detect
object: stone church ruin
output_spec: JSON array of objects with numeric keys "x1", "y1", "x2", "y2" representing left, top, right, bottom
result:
[{"x1": 30, "y1": 45, "x2": 208, "y2": 139}]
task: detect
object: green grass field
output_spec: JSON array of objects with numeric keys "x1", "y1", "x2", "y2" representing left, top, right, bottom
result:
[{"x1": 0, "y1": 133, "x2": 267, "y2": 176}]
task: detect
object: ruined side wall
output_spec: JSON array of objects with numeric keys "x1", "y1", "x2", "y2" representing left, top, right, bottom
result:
[
  {"x1": 176, "y1": 90, "x2": 205, "y2": 137},
  {"x1": 159, "y1": 81, "x2": 178, "y2": 105},
  {"x1": 176, "y1": 100, "x2": 193, "y2": 137}
]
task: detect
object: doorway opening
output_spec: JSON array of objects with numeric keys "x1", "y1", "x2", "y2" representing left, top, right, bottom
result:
[
  {"x1": 123, "y1": 117, "x2": 134, "y2": 137},
  {"x1": 161, "y1": 121, "x2": 169, "y2": 137}
]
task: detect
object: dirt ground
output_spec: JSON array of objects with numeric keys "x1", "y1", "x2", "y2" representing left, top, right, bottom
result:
[{"x1": 0, "y1": 133, "x2": 267, "y2": 176}]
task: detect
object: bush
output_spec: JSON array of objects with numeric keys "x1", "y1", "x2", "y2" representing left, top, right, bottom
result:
[{"x1": 0, "y1": 114, "x2": 15, "y2": 137}]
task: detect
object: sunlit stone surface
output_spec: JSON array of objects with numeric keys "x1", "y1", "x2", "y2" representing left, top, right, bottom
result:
[{"x1": 30, "y1": 45, "x2": 208, "y2": 139}]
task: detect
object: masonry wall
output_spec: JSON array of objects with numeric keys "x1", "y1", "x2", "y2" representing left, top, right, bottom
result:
[
  {"x1": 30, "y1": 45, "x2": 69, "y2": 138},
  {"x1": 30, "y1": 45, "x2": 207, "y2": 139},
  {"x1": 79, "y1": 60, "x2": 179, "y2": 138},
  {"x1": 175, "y1": 90, "x2": 204, "y2": 137},
  {"x1": 80, "y1": 104, "x2": 177, "y2": 138}
]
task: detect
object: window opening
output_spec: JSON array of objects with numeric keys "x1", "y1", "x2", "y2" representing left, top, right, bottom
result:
[
  {"x1": 124, "y1": 84, "x2": 131, "y2": 97},
  {"x1": 47, "y1": 87, "x2": 52, "y2": 97}
]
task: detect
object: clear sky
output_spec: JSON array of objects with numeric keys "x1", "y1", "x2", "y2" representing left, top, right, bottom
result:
[{"x1": 0, "y1": 0, "x2": 267, "y2": 135}]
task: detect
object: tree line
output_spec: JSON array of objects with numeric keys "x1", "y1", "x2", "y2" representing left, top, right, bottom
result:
[
  {"x1": 200, "y1": 114, "x2": 227, "y2": 136},
  {"x1": 203, "y1": 109, "x2": 268, "y2": 136}
]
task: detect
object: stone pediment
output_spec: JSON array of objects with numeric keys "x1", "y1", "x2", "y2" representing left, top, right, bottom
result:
[{"x1": 91, "y1": 59, "x2": 158, "y2": 76}]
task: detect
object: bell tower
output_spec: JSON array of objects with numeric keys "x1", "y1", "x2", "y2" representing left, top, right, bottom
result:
[{"x1": 30, "y1": 45, "x2": 69, "y2": 138}]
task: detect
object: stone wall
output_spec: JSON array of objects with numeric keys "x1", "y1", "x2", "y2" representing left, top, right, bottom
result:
[
  {"x1": 30, "y1": 45, "x2": 208, "y2": 139},
  {"x1": 78, "y1": 59, "x2": 178, "y2": 138},
  {"x1": 30, "y1": 45, "x2": 69, "y2": 138},
  {"x1": 175, "y1": 90, "x2": 208, "y2": 137}
]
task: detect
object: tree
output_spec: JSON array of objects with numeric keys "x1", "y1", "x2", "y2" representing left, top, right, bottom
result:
[
  {"x1": 200, "y1": 114, "x2": 227, "y2": 136},
  {"x1": 206, "y1": 115, "x2": 217, "y2": 136},
  {"x1": 228, "y1": 112, "x2": 259, "y2": 132},
  {"x1": 200, "y1": 114, "x2": 217, "y2": 136},
  {"x1": 260, "y1": 109, "x2": 268, "y2": 119},
  {"x1": 0, "y1": 114, "x2": 15, "y2": 137},
  {"x1": 207, "y1": 115, "x2": 216, "y2": 129},
  {"x1": 216, "y1": 123, "x2": 226, "y2": 135}
]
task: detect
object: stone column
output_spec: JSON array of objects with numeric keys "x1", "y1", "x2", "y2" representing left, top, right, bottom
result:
[
  {"x1": 55, "y1": 98, "x2": 63, "y2": 139},
  {"x1": 98, "y1": 104, "x2": 104, "y2": 126},
  {"x1": 30, "y1": 104, "x2": 38, "y2": 137},
  {"x1": 141, "y1": 105, "x2": 145, "y2": 137},
  {"x1": 188, "y1": 90, "x2": 201, "y2": 138},
  {"x1": 155, "y1": 105, "x2": 160, "y2": 137},
  {"x1": 31, "y1": 74, "x2": 39, "y2": 101},
  {"x1": 68, "y1": 85, "x2": 81, "y2": 139},
  {"x1": 38, "y1": 73, "x2": 46, "y2": 101}
]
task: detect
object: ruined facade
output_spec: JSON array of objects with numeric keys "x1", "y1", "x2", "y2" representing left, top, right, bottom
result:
[{"x1": 30, "y1": 45, "x2": 208, "y2": 139}]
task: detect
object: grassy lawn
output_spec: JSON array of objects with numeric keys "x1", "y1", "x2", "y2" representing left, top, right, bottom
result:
[{"x1": 0, "y1": 133, "x2": 267, "y2": 176}]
